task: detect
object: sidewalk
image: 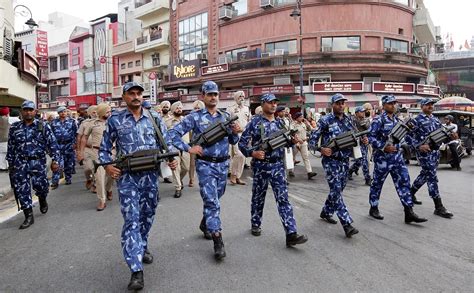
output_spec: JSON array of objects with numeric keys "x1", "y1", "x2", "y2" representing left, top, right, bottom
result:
[{"x1": 0, "y1": 171, "x2": 12, "y2": 201}]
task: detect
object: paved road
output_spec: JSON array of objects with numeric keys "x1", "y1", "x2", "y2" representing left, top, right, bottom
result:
[{"x1": 0, "y1": 156, "x2": 473, "y2": 292}]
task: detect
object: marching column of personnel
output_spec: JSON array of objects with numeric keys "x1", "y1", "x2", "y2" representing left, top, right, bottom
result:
[{"x1": 6, "y1": 80, "x2": 460, "y2": 291}]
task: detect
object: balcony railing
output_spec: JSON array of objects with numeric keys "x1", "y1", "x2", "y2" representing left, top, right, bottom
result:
[
  {"x1": 136, "y1": 36, "x2": 148, "y2": 46},
  {"x1": 135, "y1": 0, "x2": 152, "y2": 8},
  {"x1": 135, "y1": 30, "x2": 169, "y2": 52}
]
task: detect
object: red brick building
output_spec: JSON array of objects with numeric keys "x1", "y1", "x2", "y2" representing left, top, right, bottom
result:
[{"x1": 163, "y1": 0, "x2": 439, "y2": 111}]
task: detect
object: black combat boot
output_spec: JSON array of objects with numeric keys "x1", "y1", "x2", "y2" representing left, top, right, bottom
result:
[
  {"x1": 411, "y1": 186, "x2": 422, "y2": 205},
  {"x1": 286, "y1": 232, "x2": 308, "y2": 247},
  {"x1": 251, "y1": 226, "x2": 262, "y2": 236},
  {"x1": 365, "y1": 177, "x2": 372, "y2": 186},
  {"x1": 307, "y1": 172, "x2": 317, "y2": 180},
  {"x1": 369, "y1": 206, "x2": 384, "y2": 220},
  {"x1": 212, "y1": 232, "x2": 226, "y2": 260},
  {"x1": 143, "y1": 249, "x2": 153, "y2": 264},
  {"x1": 199, "y1": 217, "x2": 212, "y2": 240},
  {"x1": 127, "y1": 271, "x2": 144, "y2": 291},
  {"x1": 343, "y1": 224, "x2": 359, "y2": 238},
  {"x1": 347, "y1": 169, "x2": 354, "y2": 180},
  {"x1": 38, "y1": 196, "x2": 48, "y2": 214},
  {"x1": 174, "y1": 189, "x2": 182, "y2": 198},
  {"x1": 320, "y1": 211, "x2": 337, "y2": 224},
  {"x1": 433, "y1": 198, "x2": 453, "y2": 219},
  {"x1": 19, "y1": 208, "x2": 34, "y2": 230},
  {"x1": 404, "y1": 206, "x2": 428, "y2": 224}
]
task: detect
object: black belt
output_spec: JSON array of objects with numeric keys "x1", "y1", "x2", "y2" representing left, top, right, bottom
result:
[
  {"x1": 254, "y1": 157, "x2": 283, "y2": 163},
  {"x1": 57, "y1": 140, "x2": 73, "y2": 144},
  {"x1": 196, "y1": 155, "x2": 230, "y2": 163},
  {"x1": 328, "y1": 156, "x2": 349, "y2": 162},
  {"x1": 23, "y1": 155, "x2": 45, "y2": 160}
]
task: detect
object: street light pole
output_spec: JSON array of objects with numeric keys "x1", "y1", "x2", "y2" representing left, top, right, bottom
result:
[{"x1": 291, "y1": 0, "x2": 305, "y2": 117}]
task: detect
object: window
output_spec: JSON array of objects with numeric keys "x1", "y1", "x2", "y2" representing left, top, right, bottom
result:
[
  {"x1": 232, "y1": 0, "x2": 247, "y2": 16},
  {"x1": 72, "y1": 47, "x2": 79, "y2": 55},
  {"x1": 135, "y1": 60, "x2": 141, "y2": 67},
  {"x1": 384, "y1": 38, "x2": 409, "y2": 53},
  {"x1": 49, "y1": 57, "x2": 58, "y2": 72},
  {"x1": 152, "y1": 53, "x2": 160, "y2": 66},
  {"x1": 149, "y1": 25, "x2": 163, "y2": 41},
  {"x1": 128, "y1": 62, "x2": 133, "y2": 68},
  {"x1": 71, "y1": 47, "x2": 80, "y2": 66},
  {"x1": 121, "y1": 63, "x2": 126, "y2": 69},
  {"x1": 225, "y1": 47, "x2": 247, "y2": 62},
  {"x1": 392, "y1": 0, "x2": 408, "y2": 6},
  {"x1": 59, "y1": 55, "x2": 68, "y2": 70},
  {"x1": 265, "y1": 40, "x2": 297, "y2": 54},
  {"x1": 321, "y1": 36, "x2": 361, "y2": 51},
  {"x1": 178, "y1": 12, "x2": 208, "y2": 61}
]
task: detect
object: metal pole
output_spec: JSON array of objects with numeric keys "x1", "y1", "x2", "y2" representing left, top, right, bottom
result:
[
  {"x1": 92, "y1": 35, "x2": 98, "y2": 100},
  {"x1": 298, "y1": 0, "x2": 304, "y2": 117}
]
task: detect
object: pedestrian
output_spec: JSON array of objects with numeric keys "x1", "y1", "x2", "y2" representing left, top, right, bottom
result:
[
  {"x1": 254, "y1": 106, "x2": 263, "y2": 115},
  {"x1": 76, "y1": 105, "x2": 89, "y2": 129},
  {"x1": 165, "y1": 101, "x2": 190, "y2": 198},
  {"x1": 169, "y1": 80, "x2": 241, "y2": 260},
  {"x1": 188, "y1": 100, "x2": 205, "y2": 187},
  {"x1": 239, "y1": 93, "x2": 308, "y2": 246},
  {"x1": 0, "y1": 107, "x2": 10, "y2": 170},
  {"x1": 6, "y1": 101, "x2": 60, "y2": 229},
  {"x1": 291, "y1": 112, "x2": 317, "y2": 180},
  {"x1": 405, "y1": 98, "x2": 453, "y2": 218},
  {"x1": 81, "y1": 103, "x2": 114, "y2": 211},
  {"x1": 348, "y1": 106, "x2": 372, "y2": 185},
  {"x1": 227, "y1": 90, "x2": 251, "y2": 185},
  {"x1": 309, "y1": 93, "x2": 361, "y2": 238},
  {"x1": 367, "y1": 95, "x2": 427, "y2": 224},
  {"x1": 442, "y1": 115, "x2": 461, "y2": 170},
  {"x1": 99, "y1": 81, "x2": 178, "y2": 290},
  {"x1": 160, "y1": 100, "x2": 171, "y2": 120},
  {"x1": 77, "y1": 106, "x2": 98, "y2": 191},
  {"x1": 50, "y1": 106, "x2": 77, "y2": 189},
  {"x1": 142, "y1": 100, "x2": 152, "y2": 110}
]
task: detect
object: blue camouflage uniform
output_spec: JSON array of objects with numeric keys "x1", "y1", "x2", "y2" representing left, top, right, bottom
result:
[
  {"x1": 169, "y1": 90, "x2": 239, "y2": 235},
  {"x1": 405, "y1": 102, "x2": 443, "y2": 199},
  {"x1": 368, "y1": 96, "x2": 413, "y2": 208},
  {"x1": 309, "y1": 110, "x2": 356, "y2": 226},
  {"x1": 238, "y1": 97, "x2": 297, "y2": 235},
  {"x1": 50, "y1": 108, "x2": 77, "y2": 184},
  {"x1": 349, "y1": 107, "x2": 371, "y2": 181},
  {"x1": 99, "y1": 105, "x2": 172, "y2": 273},
  {"x1": 6, "y1": 103, "x2": 60, "y2": 210}
]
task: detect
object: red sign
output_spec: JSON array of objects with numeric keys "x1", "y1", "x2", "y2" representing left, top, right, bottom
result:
[
  {"x1": 372, "y1": 82, "x2": 415, "y2": 94},
  {"x1": 181, "y1": 94, "x2": 200, "y2": 103},
  {"x1": 201, "y1": 63, "x2": 229, "y2": 76},
  {"x1": 313, "y1": 82, "x2": 364, "y2": 93},
  {"x1": 252, "y1": 85, "x2": 295, "y2": 96},
  {"x1": 158, "y1": 91, "x2": 180, "y2": 100},
  {"x1": 149, "y1": 72, "x2": 157, "y2": 80},
  {"x1": 417, "y1": 84, "x2": 440, "y2": 96},
  {"x1": 99, "y1": 56, "x2": 107, "y2": 64},
  {"x1": 219, "y1": 89, "x2": 249, "y2": 100},
  {"x1": 19, "y1": 49, "x2": 39, "y2": 82}
]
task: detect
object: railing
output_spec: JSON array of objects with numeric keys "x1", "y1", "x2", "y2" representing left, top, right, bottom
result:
[
  {"x1": 225, "y1": 51, "x2": 427, "y2": 72},
  {"x1": 135, "y1": 0, "x2": 152, "y2": 9},
  {"x1": 136, "y1": 35, "x2": 148, "y2": 46},
  {"x1": 150, "y1": 31, "x2": 163, "y2": 41}
]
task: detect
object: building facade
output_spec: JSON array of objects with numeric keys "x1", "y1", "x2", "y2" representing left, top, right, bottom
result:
[{"x1": 161, "y1": 0, "x2": 440, "y2": 112}]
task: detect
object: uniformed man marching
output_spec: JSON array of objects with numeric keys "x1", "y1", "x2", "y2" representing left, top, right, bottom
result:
[
  {"x1": 368, "y1": 95, "x2": 427, "y2": 224},
  {"x1": 405, "y1": 98, "x2": 453, "y2": 218},
  {"x1": 169, "y1": 81, "x2": 240, "y2": 261},
  {"x1": 6, "y1": 101, "x2": 61, "y2": 229},
  {"x1": 348, "y1": 106, "x2": 372, "y2": 185},
  {"x1": 99, "y1": 82, "x2": 178, "y2": 290},
  {"x1": 309, "y1": 94, "x2": 361, "y2": 238},
  {"x1": 239, "y1": 93, "x2": 308, "y2": 246},
  {"x1": 291, "y1": 112, "x2": 317, "y2": 180},
  {"x1": 81, "y1": 103, "x2": 114, "y2": 211},
  {"x1": 77, "y1": 106, "x2": 98, "y2": 191},
  {"x1": 50, "y1": 106, "x2": 77, "y2": 188}
]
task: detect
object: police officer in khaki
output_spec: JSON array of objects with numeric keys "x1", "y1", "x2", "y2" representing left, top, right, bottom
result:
[
  {"x1": 291, "y1": 112, "x2": 317, "y2": 180},
  {"x1": 226, "y1": 91, "x2": 251, "y2": 185},
  {"x1": 77, "y1": 106, "x2": 98, "y2": 191},
  {"x1": 81, "y1": 103, "x2": 114, "y2": 210},
  {"x1": 165, "y1": 101, "x2": 190, "y2": 198}
]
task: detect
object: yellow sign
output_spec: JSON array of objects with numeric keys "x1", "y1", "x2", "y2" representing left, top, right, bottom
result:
[{"x1": 173, "y1": 64, "x2": 196, "y2": 79}]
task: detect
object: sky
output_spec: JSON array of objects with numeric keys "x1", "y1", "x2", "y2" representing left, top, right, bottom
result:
[{"x1": 13, "y1": 0, "x2": 474, "y2": 50}]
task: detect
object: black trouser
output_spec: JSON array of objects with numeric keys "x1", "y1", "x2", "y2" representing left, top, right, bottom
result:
[{"x1": 448, "y1": 143, "x2": 460, "y2": 168}]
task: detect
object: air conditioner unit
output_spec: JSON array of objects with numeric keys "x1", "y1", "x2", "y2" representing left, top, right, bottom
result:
[
  {"x1": 219, "y1": 6, "x2": 233, "y2": 20},
  {"x1": 274, "y1": 49, "x2": 285, "y2": 56},
  {"x1": 385, "y1": 47, "x2": 399, "y2": 53},
  {"x1": 197, "y1": 53, "x2": 208, "y2": 60},
  {"x1": 322, "y1": 46, "x2": 332, "y2": 52},
  {"x1": 217, "y1": 56, "x2": 232, "y2": 64},
  {"x1": 261, "y1": 52, "x2": 271, "y2": 58},
  {"x1": 260, "y1": 0, "x2": 274, "y2": 9}
]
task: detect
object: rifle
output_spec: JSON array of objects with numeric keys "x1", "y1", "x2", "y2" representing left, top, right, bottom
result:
[
  {"x1": 94, "y1": 149, "x2": 179, "y2": 173},
  {"x1": 420, "y1": 125, "x2": 455, "y2": 149},
  {"x1": 251, "y1": 128, "x2": 298, "y2": 152},
  {"x1": 190, "y1": 115, "x2": 238, "y2": 147},
  {"x1": 384, "y1": 119, "x2": 415, "y2": 148},
  {"x1": 324, "y1": 130, "x2": 370, "y2": 150},
  {"x1": 8, "y1": 168, "x2": 20, "y2": 211}
]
